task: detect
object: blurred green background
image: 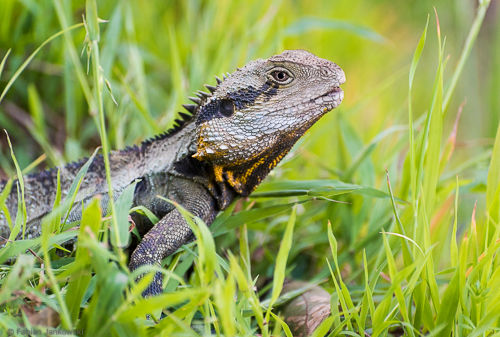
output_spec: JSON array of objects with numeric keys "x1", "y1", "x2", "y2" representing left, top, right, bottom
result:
[{"x1": 0, "y1": 0, "x2": 499, "y2": 334}]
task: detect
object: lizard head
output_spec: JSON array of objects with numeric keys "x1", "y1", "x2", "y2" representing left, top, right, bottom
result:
[{"x1": 191, "y1": 49, "x2": 345, "y2": 196}]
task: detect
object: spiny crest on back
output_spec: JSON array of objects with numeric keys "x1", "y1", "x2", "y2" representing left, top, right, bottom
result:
[{"x1": 139, "y1": 77, "x2": 225, "y2": 149}]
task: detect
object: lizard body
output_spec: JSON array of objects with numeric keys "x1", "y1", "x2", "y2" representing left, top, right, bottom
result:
[{"x1": 0, "y1": 50, "x2": 345, "y2": 296}]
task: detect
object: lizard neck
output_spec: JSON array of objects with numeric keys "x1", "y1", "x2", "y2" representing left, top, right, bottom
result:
[
  {"x1": 204, "y1": 121, "x2": 312, "y2": 197},
  {"x1": 172, "y1": 150, "x2": 238, "y2": 211},
  {"x1": 135, "y1": 121, "x2": 237, "y2": 210}
]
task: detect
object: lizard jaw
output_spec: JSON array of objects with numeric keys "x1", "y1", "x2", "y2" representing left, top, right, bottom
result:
[
  {"x1": 312, "y1": 86, "x2": 344, "y2": 113},
  {"x1": 323, "y1": 86, "x2": 344, "y2": 109}
]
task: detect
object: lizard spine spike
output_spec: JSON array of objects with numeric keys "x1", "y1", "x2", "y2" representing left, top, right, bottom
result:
[
  {"x1": 189, "y1": 96, "x2": 202, "y2": 105},
  {"x1": 215, "y1": 76, "x2": 222, "y2": 84},
  {"x1": 205, "y1": 84, "x2": 216, "y2": 93},
  {"x1": 182, "y1": 104, "x2": 197, "y2": 113},
  {"x1": 179, "y1": 112, "x2": 191, "y2": 120},
  {"x1": 196, "y1": 90, "x2": 211, "y2": 98}
]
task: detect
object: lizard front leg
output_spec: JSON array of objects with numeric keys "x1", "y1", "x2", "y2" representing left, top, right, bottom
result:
[{"x1": 129, "y1": 179, "x2": 217, "y2": 297}]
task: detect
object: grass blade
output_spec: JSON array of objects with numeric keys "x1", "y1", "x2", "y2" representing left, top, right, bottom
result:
[
  {"x1": 265, "y1": 206, "x2": 297, "y2": 325},
  {"x1": 0, "y1": 23, "x2": 84, "y2": 104}
]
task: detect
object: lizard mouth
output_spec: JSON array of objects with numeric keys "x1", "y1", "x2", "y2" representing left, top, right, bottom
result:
[
  {"x1": 325, "y1": 86, "x2": 343, "y2": 96},
  {"x1": 317, "y1": 86, "x2": 343, "y2": 111}
]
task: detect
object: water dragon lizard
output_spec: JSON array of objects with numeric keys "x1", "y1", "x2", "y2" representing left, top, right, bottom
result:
[{"x1": 0, "y1": 50, "x2": 345, "y2": 296}]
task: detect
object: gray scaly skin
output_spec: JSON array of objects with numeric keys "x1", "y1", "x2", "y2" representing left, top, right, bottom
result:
[{"x1": 0, "y1": 50, "x2": 345, "y2": 296}]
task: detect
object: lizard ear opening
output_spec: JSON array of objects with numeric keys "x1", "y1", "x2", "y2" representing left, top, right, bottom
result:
[{"x1": 220, "y1": 99, "x2": 235, "y2": 117}]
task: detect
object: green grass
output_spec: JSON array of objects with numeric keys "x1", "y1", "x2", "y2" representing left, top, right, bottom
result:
[{"x1": 1, "y1": 0, "x2": 499, "y2": 336}]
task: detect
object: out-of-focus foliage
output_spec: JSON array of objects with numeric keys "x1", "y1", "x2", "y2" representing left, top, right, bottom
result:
[{"x1": 0, "y1": 0, "x2": 499, "y2": 336}]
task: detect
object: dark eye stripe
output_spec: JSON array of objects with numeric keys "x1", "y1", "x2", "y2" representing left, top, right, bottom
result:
[
  {"x1": 196, "y1": 99, "x2": 232, "y2": 125},
  {"x1": 227, "y1": 83, "x2": 278, "y2": 109},
  {"x1": 196, "y1": 83, "x2": 278, "y2": 124}
]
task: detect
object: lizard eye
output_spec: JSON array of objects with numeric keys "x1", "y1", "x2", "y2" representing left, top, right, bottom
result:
[{"x1": 269, "y1": 68, "x2": 294, "y2": 84}]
